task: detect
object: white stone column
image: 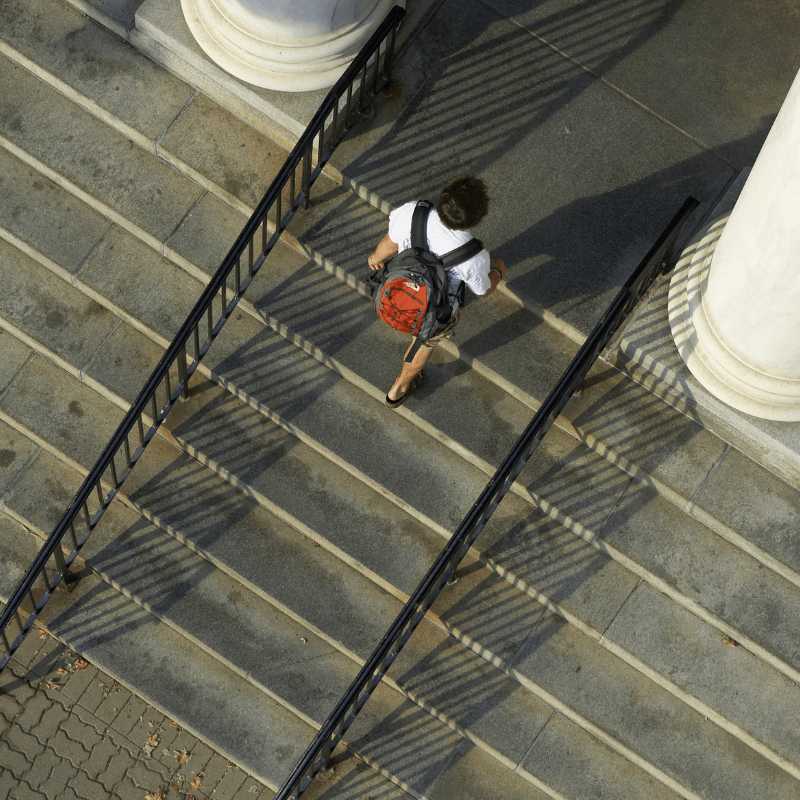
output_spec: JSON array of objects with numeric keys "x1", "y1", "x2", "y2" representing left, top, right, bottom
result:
[
  {"x1": 181, "y1": 0, "x2": 402, "y2": 92},
  {"x1": 668, "y1": 67, "x2": 800, "y2": 421}
]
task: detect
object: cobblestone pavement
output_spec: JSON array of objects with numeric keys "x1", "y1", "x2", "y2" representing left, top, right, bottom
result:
[{"x1": 0, "y1": 629, "x2": 274, "y2": 800}]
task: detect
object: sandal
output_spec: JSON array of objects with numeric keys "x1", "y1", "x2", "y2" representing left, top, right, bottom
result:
[{"x1": 385, "y1": 373, "x2": 423, "y2": 409}]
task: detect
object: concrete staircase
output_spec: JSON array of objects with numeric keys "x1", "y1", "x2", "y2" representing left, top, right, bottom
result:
[{"x1": 2, "y1": 1, "x2": 800, "y2": 798}]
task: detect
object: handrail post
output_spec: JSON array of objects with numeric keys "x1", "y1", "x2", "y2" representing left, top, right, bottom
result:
[
  {"x1": 300, "y1": 147, "x2": 313, "y2": 212},
  {"x1": 52, "y1": 546, "x2": 79, "y2": 592}
]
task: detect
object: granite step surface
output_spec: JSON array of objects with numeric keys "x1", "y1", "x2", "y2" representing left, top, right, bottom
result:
[
  {"x1": 0, "y1": 260, "x2": 800, "y2": 785},
  {"x1": 4, "y1": 98, "x2": 800, "y2": 788},
  {"x1": 0, "y1": 518, "x2": 411, "y2": 799},
  {"x1": 5, "y1": 136, "x2": 800, "y2": 722},
  {"x1": 0, "y1": 9, "x2": 782, "y2": 551},
  {"x1": 0, "y1": 348, "x2": 691, "y2": 800},
  {"x1": 3, "y1": 3, "x2": 800, "y2": 797}
]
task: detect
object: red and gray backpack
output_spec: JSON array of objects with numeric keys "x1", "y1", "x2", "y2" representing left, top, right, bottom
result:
[{"x1": 366, "y1": 201, "x2": 483, "y2": 361}]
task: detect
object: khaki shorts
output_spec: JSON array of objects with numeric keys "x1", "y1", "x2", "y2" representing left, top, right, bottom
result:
[{"x1": 420, "y1": 308, "x2": 461, "y2": 349}]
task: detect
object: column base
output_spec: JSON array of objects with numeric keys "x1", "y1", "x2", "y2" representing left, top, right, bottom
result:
[
  {"x1": 668, "y1": 216, "x2": 800, "y2": 421},
  {"x1": 181, "y1": 0, "x2": 397, "y2": 92}
]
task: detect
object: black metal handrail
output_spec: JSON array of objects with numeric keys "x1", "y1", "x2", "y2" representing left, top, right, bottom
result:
[
  {"x1": 274, "y1": 196, "x2": 699, "y2": 800},
  {"x1": 0, "y1": 4, "x2": 407, "y2": 671}
]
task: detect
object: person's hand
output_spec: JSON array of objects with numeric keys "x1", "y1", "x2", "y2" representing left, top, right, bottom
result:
[
  {"x1": 491, "y1": 259, "x2": 507, "y2": 279},
  {"x1": 368, "y1": 255, "x2": 382, "y2": 271}
]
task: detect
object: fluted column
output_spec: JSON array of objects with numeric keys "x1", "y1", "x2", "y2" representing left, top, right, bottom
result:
[
  {"x1": 668, "y1": 67, "x2": 800, "y2": 420},
  {"x1": 181, "y1": 0, "x2": 402, "y2": 92}
]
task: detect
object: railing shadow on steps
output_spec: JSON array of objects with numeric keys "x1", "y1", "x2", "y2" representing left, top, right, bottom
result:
[
  {"x1": 0, "y1": 4, "x2": 407, "y2": 672},
  {"x1": 275, "y1": 196, "x2": 699, "y2": 800}
]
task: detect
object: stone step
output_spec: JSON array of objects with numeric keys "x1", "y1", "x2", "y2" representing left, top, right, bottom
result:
[
  {"x1": 0, "y1": 110, "x2": 757, "y2": 646},
  {"x1": 4, "y1": 282, "x2": 800, "y2": 800},
  {"x1": 0, "y1": 455, "x2": 470, "y2": 798},
  {"x1": 0, "y1": 55, "x2": 204, "y2": 254},
  {"x1": 610, "y1": 269, "x2": 800, "y2": 565},
  {"x1": 0, "y1": 13, "x2": 760, "y2": 545},
  {"x1": 0, "y1": 0, "x2": 195, "y2": 157},
  {"x1": 4, "y1": 142, "x2": 800, "y2": 788},
  {"x1": 7, "y1": 168, "x2": 791, "y2": 729},
  {"x1": 0, "y1": 366, "x2": 688, "y2": 800},
  {"x1": 128, "y1": 0, "x2": 447, "y2": 159},
  {"x1": 4, "y1": 12, "x2": 800, "y2": 792},
  {"x1": 0, "y1": 521, "x2": 398, "y2": 797},
  {"x1": 0, "y1": 1, "x2": 341, "y2": 224}
]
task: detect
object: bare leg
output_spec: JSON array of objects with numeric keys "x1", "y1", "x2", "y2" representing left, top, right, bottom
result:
[{"x1": 387, "y1": 339, "x2": 434, "y2": 401}]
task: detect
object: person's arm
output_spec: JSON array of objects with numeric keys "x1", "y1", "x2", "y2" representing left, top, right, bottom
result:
[
  {"x1": 368, "y1": 233, "x2": 399, "y2": 270},
  {"x1": 477, "y1": 259, "x2": 507, "y2": 297}
]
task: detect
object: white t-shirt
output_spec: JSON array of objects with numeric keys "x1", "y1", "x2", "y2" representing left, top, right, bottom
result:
[{"x1": 388, "y1": 202, "x2": 491, "y2": 296}]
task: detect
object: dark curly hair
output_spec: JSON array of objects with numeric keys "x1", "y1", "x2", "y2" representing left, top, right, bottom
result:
[{"x1": 436, "y1": 174, "x2": 489, "y2": 230}]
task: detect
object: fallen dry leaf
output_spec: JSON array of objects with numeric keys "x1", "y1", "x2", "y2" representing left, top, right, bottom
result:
[
  {"x1": 75, "y1": 659, "x2": 89, "y2": 670},
  {"x1": 56, "y1": 667, "x2": 69, "y2": 676},
  {"x1": 189, "y1": 776, "x2": 202, "y2": 790},
  {"x1": 174, "y1": 748, "x2": 191, "y2": 765},
  {"x1": 45, "y1": 681, "x2": 60, "y2": 691},
  {"x1": 171, "y1": 780, "x2": 184, "y2": 790},
  {"x1": 38, "y1": 629, "x2": 48, "y2": 638},
  {"x1": 144, "y1": 787, "x2": 165, "y2": 800},
  {"x1": 169, "y1": 721, "x2": 179, "y2": 729},
  {"x1": 301, "y1": 637, "x2": 308, "y2": 643},
  {"x1": 146, "y1": 734, "x2": 159, "y2": 747},
  {"x1": 722, "y1": 636, "x2": 738, "y2": 647}
]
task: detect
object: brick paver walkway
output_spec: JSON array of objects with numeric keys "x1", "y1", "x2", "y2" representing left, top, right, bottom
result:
[{"x1": 0, "y1": 630, "x2": 272, "y2": 800}]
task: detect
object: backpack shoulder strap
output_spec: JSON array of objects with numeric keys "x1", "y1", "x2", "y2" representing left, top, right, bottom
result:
[
  {"x1": 410, "y1": 201, "x2": 433, "y2": 251},
  {"x1": 440, "y1": 238, "x2": 484, "y2": 270}
]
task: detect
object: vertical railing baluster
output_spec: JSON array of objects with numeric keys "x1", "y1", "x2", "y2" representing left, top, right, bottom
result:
[
  {"x1": 386, "y1": 25, "x2": 397, "y2": 84},
  {"x1": 138, "y1": 415, "x2": 145, "y2": 448},
  {"x1": 109, "y1": 456, "x2": 118, "y2": 489},
  {"x1": 193, "y1": 325, "x2": 201, "y2": 361},
  {"x1": 96, "y1": 483, "x2": 104, "y2": 508},
  {"x1": 372, "y1": 40, "x2": 380, "y2": 95},
  {"x1": 178, "y1": 345, "x2": 189, "y2": 400},
  {"x1": 53, "y1": 546, "x2": 68, "y2": 580},
  {"x1": 359, "y1": 62, "x2": 367, "y2": 110},
  {"x1": 319, "y1": 736, "x2": 333, "y2": 771},
  {"x1": 346, "y1": 83, "x2": 353, "y2": 127},
  {"x1": 24, "y1": 591, "x2": 36, "y2": 620},
  {"x1": 332, "y1": 93, "x2": 339, "y2": 142},
  {"x1": 123, "y1": 435, "x2": 132, "y2": 470},
  {"x1": 164, "y1": 370, "x2": 172, "y2": 404},
  {"x1": 69, "y1": 524, "x2": 79, "y2": 552},
  {"x1": 275, "y1": 192, "x2": 282, "y2": 237},
  {"x1": 207, "y1": 305, "x2": 214, "y2": 341},
  {"x1": 301, "y1": 147, "x2": 312, "y2": 211}
]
